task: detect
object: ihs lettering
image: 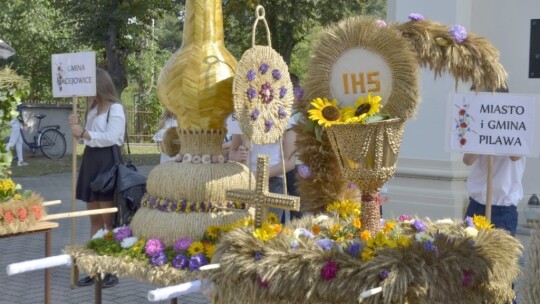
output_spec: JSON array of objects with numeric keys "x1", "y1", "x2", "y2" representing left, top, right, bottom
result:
[{"x1": 342, "y1": 71, "x2": 381, "y2": 94}]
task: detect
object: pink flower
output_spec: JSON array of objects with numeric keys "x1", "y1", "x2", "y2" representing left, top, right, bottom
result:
[
  {"x1": 31, "y1": 205, "x2": 42, "y2": 220},
  {"x1": 398, "y1": 214, "x2": 411, "y2": 221},
  {"x1": 376, "y1": 19, "x2": 387, "y2": 28},
  {"x1": 321, "y1": 260, "x2": 339, "y2": 281},
  {"x1": 18, "y1": 208, "x2": 28, "y2": 222}
]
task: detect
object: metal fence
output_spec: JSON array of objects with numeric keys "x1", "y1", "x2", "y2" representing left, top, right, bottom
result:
[{"x1": 126, "y1": 110, "x2": 158, "y2": 143}]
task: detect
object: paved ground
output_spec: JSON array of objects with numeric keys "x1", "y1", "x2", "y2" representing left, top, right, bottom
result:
[{"x1": 0, "y1": 166, "x2": 533, "y2": 303}]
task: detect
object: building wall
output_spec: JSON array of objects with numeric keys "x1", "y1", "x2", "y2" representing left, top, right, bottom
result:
[{"x1": 385, "y1": 0, "x2": 540, "y2": 223}]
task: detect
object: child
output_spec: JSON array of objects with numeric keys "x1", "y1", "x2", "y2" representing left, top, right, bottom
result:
[{"x1": 6, "y1": 104, "x2": 27, "y2": 166}]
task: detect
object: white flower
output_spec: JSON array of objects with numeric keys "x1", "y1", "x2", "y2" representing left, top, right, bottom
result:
[
  {"x1": 313, "y1": 214, "x2": 329, "y2": 224},
  {"x1": 217, "y1": 155, "x2": 225, "y2": 163},
  {"x1": 464, "y1": 227, "x2": 479, "y2": 238},
  {"x1": 202, "y1": 155, "x2": 211, "y2": 164},
  {"x1": 182, "y1": 153, "x2": 192, "y2": 163},
  {"x1": 175, "y1": 154, "x2": 183, "y2": 162},
  {"x1": 403, "y1": 219, "x2": 414, "y2": 225},
  {"x1": 414, "y1": 232, "x2": 434, "y2": 243},
  {"x1": 92, "y1": 228, "x2": 109, "y2": 240},
  {"x1": 436, "y1": 218, "x2": 454, "y2": 224},
  {"x1": 192, "y1": 155, "x2": 202, "y2": 164},
  {"x1": 121, "y1": 236, "x2": 139, "y2": 249}
]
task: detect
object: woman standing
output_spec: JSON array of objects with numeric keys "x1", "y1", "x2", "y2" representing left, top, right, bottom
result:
[{"x1": 68, "y1": 68, "x2": 125, "y2": 288}]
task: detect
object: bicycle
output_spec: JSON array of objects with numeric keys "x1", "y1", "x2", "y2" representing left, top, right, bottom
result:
[{"x1": 19, "y1": 114, "x2": 67, "y2": 159}]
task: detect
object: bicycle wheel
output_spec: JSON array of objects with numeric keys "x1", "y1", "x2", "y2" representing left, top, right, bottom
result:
[{"x1": 39, "y1": 129, "x2": 66, "y2": 159}]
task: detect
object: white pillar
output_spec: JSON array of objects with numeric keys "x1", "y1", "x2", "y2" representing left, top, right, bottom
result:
[{"x1": 384, "y1": 0, "x2": 474, "y2": 220}]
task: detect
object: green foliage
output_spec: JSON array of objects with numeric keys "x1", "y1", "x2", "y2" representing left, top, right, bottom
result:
[
  {"x1": 0, "y1": 67, "x2": 29, "y2": 177},
  {"x1": 87, "y1": 237, "x2": 123, "y2": 256},
  {"x1": 0, "y1": 0, "x2": 78, "y2": 101}
]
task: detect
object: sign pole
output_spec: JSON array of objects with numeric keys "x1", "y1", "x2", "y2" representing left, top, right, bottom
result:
[
  {"x1": 485, "y1": 155, "x2": 493, "y2": 221},
  {"x1": 70, "y1": 95, "x2": 78, "y2": 288}
]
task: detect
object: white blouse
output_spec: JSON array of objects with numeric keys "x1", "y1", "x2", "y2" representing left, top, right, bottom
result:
[{"x1": 84, "y1": 103, "x2": 125, "y2": 147}]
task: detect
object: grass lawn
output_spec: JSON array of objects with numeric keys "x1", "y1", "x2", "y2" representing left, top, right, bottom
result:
[{"x1": 10, "y1": 143, "x2": 160, "y2": 177}]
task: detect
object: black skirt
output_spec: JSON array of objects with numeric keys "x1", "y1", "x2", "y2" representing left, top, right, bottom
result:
[{"x1": 76, "y1": 146, "x2": 120, "y2": 202}]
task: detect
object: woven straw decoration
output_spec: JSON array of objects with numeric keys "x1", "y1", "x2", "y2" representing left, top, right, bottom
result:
[
  {"x1": 232, "y1": 5, "x2": 294, "y2": 145},
  {"x1": 161, "y1": 126, "x2": 180, "y2": 157}
]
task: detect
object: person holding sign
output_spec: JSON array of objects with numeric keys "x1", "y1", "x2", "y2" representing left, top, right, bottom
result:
[
  {"x1": 68, "y1": 68, "x2": 124, "y2": 288},
  {"x1": 463, "y1": 153, "x2": 524, "y2": 236}
]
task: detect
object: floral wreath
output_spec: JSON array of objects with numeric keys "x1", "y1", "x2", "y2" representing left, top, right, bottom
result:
[{"x1": 232, "y1": 6, "x2": 294, "y2": 145}]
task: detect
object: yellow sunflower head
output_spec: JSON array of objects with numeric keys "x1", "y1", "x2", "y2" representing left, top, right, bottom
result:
[
  {"x1": 308, "y1": 97, "x2": 341, "y2": 127},
  {"x1": 351, "y1": 94, "x2": 382, "y2": 122},
  {"x1": 188, "y1": 241, "x2": 205, "y2": 256}
]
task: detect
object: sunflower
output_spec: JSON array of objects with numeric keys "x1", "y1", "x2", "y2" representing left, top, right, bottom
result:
[
  {"x1": 345, "y1": 94, "x2": 383, "y2": 123},
  {"x1": 308, "y1": 97, "x2": 342, "y2": 127},
  {"x1": 188, "y1": 241, "x2": 205, "y2": 256}
]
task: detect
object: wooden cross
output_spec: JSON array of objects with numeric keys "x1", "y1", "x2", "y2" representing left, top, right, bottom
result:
[{"x1": 226, "y1": 155, "x2": 301, "y2": 228}]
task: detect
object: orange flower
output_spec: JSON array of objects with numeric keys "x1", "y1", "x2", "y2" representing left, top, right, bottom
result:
[
  {"x1": 360, "y1": 230, "x2": 371, "y2": 241},
  {"x1": 3, "y1": 211, "x2": 14, "y2": 224},
  {"x1": 31, "y1": 205, "x2": 42, "y2": 220},
  {"x1": 17, "y1": 208, "x2": 28, "y2": 222},
  {"x1": 383, "y1": 221, "x2": 395, "y2": 233},
  {"x1": 312, "y1": 224, "x2": 321, "y2": 235},
  {"x1": 273, "y1": 224, "x2": 282, "y2": 233},
  {"x1": 104, "y1": 232, "x2": 114, "y2": 240},
  {"x1": 353, "y1": 218, "x2": 362, "y2": 229}
]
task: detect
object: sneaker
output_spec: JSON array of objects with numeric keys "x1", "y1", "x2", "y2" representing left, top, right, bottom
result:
[
  {"x1": 77, "y1": 274, "x2": 94, "y2": 287},
  {"x1": 102, "y1": 273, "x2": 118, "y2": 289},
  {"x1": 17, "y1": 161, "x2": 28, "y2": 166}
]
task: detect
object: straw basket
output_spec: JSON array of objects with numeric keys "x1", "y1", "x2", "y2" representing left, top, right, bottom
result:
[{"x1": 326, "y1": 118, "x2": 405, "y2": 232}]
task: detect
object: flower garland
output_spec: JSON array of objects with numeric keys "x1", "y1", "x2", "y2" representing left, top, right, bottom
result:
[
  {"x1": 87, "y1": 216, "x2": 254, "y2": 269},
  {"x1": 0, "y1": 193, "x2": 45, "y2": 235},
  {"x1": 141, "y1": 194, "x2": 247, "y2": 214},
  {"x1": 174, "y1": 153, "x2": 226, "y2": 164}
]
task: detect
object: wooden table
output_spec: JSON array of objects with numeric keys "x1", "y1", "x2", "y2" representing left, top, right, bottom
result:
[{"x1": 0, "y1": 221, "x2": 59, "y2": 304}]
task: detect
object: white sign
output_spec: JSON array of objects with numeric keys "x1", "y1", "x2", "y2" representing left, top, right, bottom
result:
[
  {"x1": 449, "y1": 92, "x2": 540, "y2": 156},
  {"x1": 52, "y1": 51, "x2": 96, "y2": 97},
  {"x1": 226, "y1": 113, "x2": 242, "y2": 135},
  {"x1": 329, "y1": 48, "x2": 393, "y2": 107}
]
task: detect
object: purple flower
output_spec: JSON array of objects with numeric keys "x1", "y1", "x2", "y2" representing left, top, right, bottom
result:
[
  {"x1": 464, "y1": 216, "x2": 474, "y2": 228},
  {"x1": 251, "y1": 108, "x2": 260, "y2": 121},
  {"x1": 259, "y1": 63, "x2": 270, "y2": 74},
  {"x1": 408, "y1": 13, "x2": 425, "y2": 21},
  {"x1": 271, "y1": 69, "x2": 282, "y2": 80},
  {"x1": 247, "y1": 69, "x2": 256, "y2": 81},
  {"x1": 264, "y1": 119, "x2": 274, "y2": 133},
  {"x1": 145, "y1": 238, "x2": 165, "y2": 256},
  {"x1": 279, "y1": 86, "x2": 287, "y2": 99},
  {"x1": 321, "y1": 260, "x2": 338, "y2": 281},
  {"x1": 297, "y1": 164, "x2": 311, "y2": 179},
  {"x1": 114, "y1": 227, "x2": 132, "y2": 242},
  {"x1": 278, "y1": 106, "x2": 287, "y2": 119},
  {"x1": 256, "y1": 276, "x2": 270, "y2": 288},
  {"x1": 173, "y1": 237, "x2": 192, "y2": 252},
  {"x1": 259, "y1": 82, "x2": 274, "y2": 103},
  {"x1": 297, "y1": 228, "x2": 314, "y2": 239},
  {"x1": 189, "y1": 253, "x2": 208, "y2": 270},
  {"x1": 172, "y1": 254, "x2": 189, "y2": 269},
  {"x1": 290, "y1": 240, "x2": 299, "y2": 250},
  {"x1": 316, "y1": 238, "x2": 333, "y2": 251},
  {"x1": 376, "y1": 19, "x2": 387, "y2": 28},
  {"x1": 398, "y1": 214, "x2": 411, "y2": 221},
  {"x1": 348, "y1": 182, "x2": 356, "y2": 189},
  {"x1": 423, "y1": 241, "x2": 440, "y2": 258},
  {"x1": 151, "y1": 251, "x2": 168, "y2": 266},
  {"x1": 247, "y1": 87, "x2": 257, "y2": 100},
  {"x1": 462, "y1": 270, "x2": 473, "y2": 287},
  {"x1": 293, "y1": 86, "x2": 304, "y2": 101},
  {"x1": 347, "y1": 243, "x2": 361, "y2": 257},
  {"x1": 413, "y1": 220, "x2": 426, "y2": 232},
  {"x1": 449, "y1": 24, "x2": 467, "y2": 43},
  {"x1": 380, "y1": 270, "x2": 389, "y2": 280},
  {"x1": 254, "y1": 251, "x2": 263, "y2": 261}
]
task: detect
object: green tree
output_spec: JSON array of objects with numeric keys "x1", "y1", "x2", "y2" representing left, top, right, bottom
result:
[
  {"x1": 0, "y1": 0, "x2": 77, "y2": 101},
  {"x1": 57, "y1": 0, "x2": 182, "y2": 96},
  {"x1": 222, "y1": 0, "x2": 386, "y2": 66}
]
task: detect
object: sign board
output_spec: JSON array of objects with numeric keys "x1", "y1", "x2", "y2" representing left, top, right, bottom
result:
[
  {"x1": 449, "y1": 92, "x2": 540, "y2": 156},
  {"x1": 52, "y1": 51, "x2": 96, "y2": 97},
  {"x1": 329, "y1": 48, "x2": 393, "y2": 107},
  {"x1": 226, "y1": 113, "x2": 242, "y2": 135}
]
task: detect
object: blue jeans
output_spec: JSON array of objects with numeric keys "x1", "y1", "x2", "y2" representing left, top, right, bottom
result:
[{"x1": 465, "y1": 197, "x2": 518, "y2": 236}]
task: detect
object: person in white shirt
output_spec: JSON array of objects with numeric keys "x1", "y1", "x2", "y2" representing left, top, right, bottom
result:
[
  {"x1": 68, "y1": 67, "x2": 124, "y2": 288},
  {"x1": 6, "y1": 104, "x2": 28, "y2": 166},
  {"x1": 463, "y1": 153, "x2": 524, "y2": 236},
  {"x1": 153, "y1": 109, "x2": 178, "y2": 163}
]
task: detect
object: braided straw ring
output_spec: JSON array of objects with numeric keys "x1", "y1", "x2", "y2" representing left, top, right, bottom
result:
[{"x1": 232, "y1": 5, "x2": 294, "y2": 145}]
